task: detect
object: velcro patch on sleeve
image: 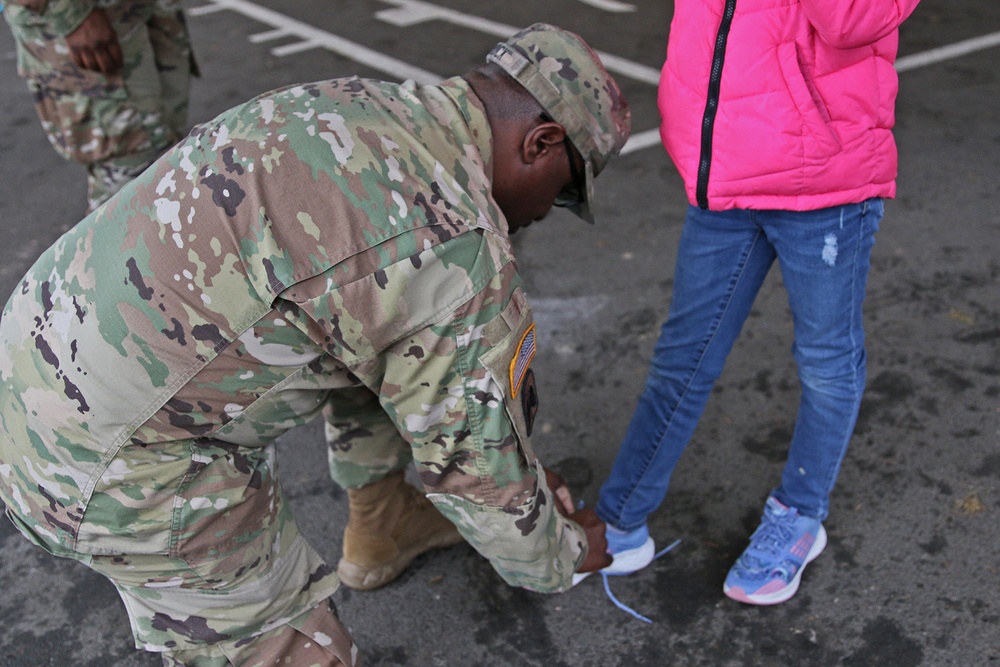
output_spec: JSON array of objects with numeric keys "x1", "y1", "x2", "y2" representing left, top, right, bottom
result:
[{"x1": 509, "y1": 323, "x2": 536, "y2": 399}]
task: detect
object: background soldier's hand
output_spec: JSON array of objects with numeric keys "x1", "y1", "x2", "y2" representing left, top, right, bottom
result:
[
  {"x1": 66, "y1": 8, "x2": 123, "y2": 76},
  {"x1": 543, "y1": 466, "x2": 575, "y2": 517},
  {"x1": 570, "y1": 508, "x2": 612, "y2": 573}
]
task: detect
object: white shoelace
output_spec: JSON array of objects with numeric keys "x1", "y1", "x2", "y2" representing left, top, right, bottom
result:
[{"x1": 598, "y1": 538, "x2": 682, "y2": 623}]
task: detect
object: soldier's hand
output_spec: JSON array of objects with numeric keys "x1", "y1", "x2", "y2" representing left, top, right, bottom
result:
[
  {"x1": 543, "y1": 466, "x2": 575, "y2": 517},
  {"x1": 66, "y1": 8, "x2": 123, "y2": 76},
  {"x1": 570, "y1": 508, "x2": 613, "y2": 573}
]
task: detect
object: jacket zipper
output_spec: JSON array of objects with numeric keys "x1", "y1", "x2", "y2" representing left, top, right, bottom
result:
[{"x1": 696, "y1": 0, "x2": 738, "y2": 209}]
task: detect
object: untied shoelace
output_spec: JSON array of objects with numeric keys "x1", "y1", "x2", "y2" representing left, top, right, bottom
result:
[{"x1": 599, "y1": 538, "x2": 682, "y2": 624}]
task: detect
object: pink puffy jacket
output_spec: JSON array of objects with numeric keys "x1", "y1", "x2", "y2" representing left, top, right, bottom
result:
[{"x1": 659, "y1": 0, "x2": 921, "y2": 211}]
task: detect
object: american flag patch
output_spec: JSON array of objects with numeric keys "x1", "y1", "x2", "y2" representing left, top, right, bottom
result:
[{"x1": 509, "y1": 324, "x2": 536, "y2": 398}]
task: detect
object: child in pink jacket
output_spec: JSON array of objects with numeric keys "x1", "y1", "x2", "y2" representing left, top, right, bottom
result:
[{"x1": 596, "y1": 0, "x2": 921, "y2": 604}]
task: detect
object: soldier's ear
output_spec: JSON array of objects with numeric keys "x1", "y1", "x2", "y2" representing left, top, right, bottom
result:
[{"x1": 521, "y1": 121, "x2": 565, "y2": 166}]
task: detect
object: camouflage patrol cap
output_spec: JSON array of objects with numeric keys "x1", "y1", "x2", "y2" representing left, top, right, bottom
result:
[{"x1": 487, "y1": 23, "x2": 631, "y2": 224}]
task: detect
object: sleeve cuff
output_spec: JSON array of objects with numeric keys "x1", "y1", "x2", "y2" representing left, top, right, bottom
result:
[
  {"x1": 43, "y1": 0, "x2": 98, "y2": 36},
  {"x1": 426, "y1": 460, "x2": 588, "y2": 593}
]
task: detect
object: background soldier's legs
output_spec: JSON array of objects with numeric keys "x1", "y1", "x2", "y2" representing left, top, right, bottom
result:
[
  {"x1": 147, "y1": 2, "x2": 195, "y2": 136},
  {"x1": 86, "y1": 9, "x2": 192, "y2": 210}
]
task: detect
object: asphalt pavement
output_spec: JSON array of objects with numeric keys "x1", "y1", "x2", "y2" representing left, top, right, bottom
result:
[{"x1": 1, "y1": 1, "x2": 998, "y2": 665}]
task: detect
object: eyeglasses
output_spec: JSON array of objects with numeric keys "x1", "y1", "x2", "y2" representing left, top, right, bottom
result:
[{"x1": 541, "y1": 114, "x2": 586, "y2": 209}]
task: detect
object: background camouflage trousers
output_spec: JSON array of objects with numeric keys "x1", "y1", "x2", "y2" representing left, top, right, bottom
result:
[{"x1": 4, "y1": 0, "x2": 194, "y2": 210}]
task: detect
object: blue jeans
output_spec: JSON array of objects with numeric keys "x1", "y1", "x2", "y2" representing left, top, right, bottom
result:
[{"x1": 597, "y1": 200, "x2": 883, "y2": 529}]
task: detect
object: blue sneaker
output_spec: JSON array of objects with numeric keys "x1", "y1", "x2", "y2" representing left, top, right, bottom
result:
[
  {"x1": 723, "y1": 497, "x2": 827, "y2": 605},
  {"x1": 604, "y1": 524, "x2": 656, "y2": 575}
]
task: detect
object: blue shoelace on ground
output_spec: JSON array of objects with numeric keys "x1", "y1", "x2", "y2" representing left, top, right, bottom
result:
[{"x1": 599, "y1": 538, "x2": 682, "y2": 624}]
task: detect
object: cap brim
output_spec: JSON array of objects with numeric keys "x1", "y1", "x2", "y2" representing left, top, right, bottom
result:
[{"x1": 564, "y1": 159, "x2": 595, "y2": 224}]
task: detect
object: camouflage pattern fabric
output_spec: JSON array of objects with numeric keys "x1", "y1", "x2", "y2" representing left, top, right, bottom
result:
[
  {"x1": 0, "y1": 72, "x2": 589, "y2": 658},
  {"x1": 487, "y1": 23, "x2": 632, "y2": 224},
  {"x1": 3, "y1": 0, "x2": 194, "y2": 210},
  {"x1": 158, "y1": 600, "x2": 358, "y2": 666}
]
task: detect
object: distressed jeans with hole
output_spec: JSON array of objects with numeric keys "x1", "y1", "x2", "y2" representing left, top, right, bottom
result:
[{"x1": 597, "y1": 200, "x2": 883, "y2": 529}]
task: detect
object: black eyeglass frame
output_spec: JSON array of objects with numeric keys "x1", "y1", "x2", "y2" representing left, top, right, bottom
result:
[{"x1": 540, "y1": 113, "x2": 586, "y2": 209}]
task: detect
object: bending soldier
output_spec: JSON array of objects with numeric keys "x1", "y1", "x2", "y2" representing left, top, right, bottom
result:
[{"x1": 0, "y1": 23, "x2": 630, "y2": 666}]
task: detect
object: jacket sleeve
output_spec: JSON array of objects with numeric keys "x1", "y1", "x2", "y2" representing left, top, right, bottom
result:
[
  {"x1": 290, "y1": 229, "x2": 588, "y2": 593},
  {"x1": 801, "y1": 0, "x2": 922, "y2": 50},
  {"x1": 378, "y1": 238, "x2": 587, "y2": 593},
  {"x1": 5, "y1": 0, "x2": 98, "y2": 36}
]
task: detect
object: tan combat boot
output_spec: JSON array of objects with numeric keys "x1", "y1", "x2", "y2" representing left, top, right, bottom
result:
[{"x1": 336, "y1": 471, "x2": 464, "y2": 590}]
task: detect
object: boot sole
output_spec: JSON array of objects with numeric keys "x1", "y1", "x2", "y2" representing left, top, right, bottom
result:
[{"x1": 337, "y1": 529, "x2": 465, "y2": 591}]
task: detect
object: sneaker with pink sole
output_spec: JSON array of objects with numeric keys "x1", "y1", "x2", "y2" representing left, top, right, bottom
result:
[{"x1": 723, "y1": 497, "x2": 827, "y2": 605}]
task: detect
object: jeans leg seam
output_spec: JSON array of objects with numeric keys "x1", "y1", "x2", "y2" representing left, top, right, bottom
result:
[
  {"x1": 792, "y1": 203, "x2": 874, "y2": 517},
  {"x1": 817, "y1": 203, "x2": 869, "y2": 501},
  {"x1": 611, "y1": 229, "x2": 765, "y2": 526}
]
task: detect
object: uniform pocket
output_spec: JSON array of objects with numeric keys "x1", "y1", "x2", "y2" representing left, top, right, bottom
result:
[
  {"x1": 170, "y1": 439, "x2": 285, "y2": 565},
  {"x1": 478, "y1": 291, "x2": 539, "y2": 466}
]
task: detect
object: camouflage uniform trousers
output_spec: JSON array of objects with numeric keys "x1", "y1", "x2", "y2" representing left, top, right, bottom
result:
[
  {"x1": 156, "y1": 600, "x2": 357, "y2": 667},
  {"x1": 4, "y1": 0, "x2": 194, "y2": 211},
  {"x1": 0, "y1": 366, "x2": 423, "y2": 665},
  {"x1": 148, "y1": 385, "x2": 415, "y2": 667}
]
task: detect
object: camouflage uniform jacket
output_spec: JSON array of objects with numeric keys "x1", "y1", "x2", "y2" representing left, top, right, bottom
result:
[
  {"x1": 0, "y1": 75, "x2": 588, "y2": 594},
  {"x1": 4, "y1": 0, "x2": 104, "y2": 36},
  {"x1": 4, "y1": 0, "x2": 190, "y2": 82}
]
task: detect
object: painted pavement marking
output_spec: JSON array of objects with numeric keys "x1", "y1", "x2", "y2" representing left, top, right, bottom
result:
[
  {"x1": 895, "y1": 29, "x2": 1000, "y2": 72},
  {"x1": 189, "y1": 0, "x2": 441, "y2": 82},
  {"x1": 189, "y1": 0, "x2": 1000, "y2": 156}
]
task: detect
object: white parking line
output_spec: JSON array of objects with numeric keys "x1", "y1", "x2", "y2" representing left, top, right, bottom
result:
[
  {"x1": 576, "y1": 0, "x2": 637, "y2": 12},
  {"x1": 189, "y1": 0, "x2": 1000, "y2": 156},
  {"x1": 896, "y1": 29, "x2": 1000, "y2": 72},
  {"x1": 375, "y1": 0, "x2": 661, "y2": 85},
  {"x1": 248, "y1": 28, "x2": 291, "y2": 44},
  {"x1": 189, "y1": 0, "x2": 441, "y2": 83},
  {"x1": 622, "y1": 129, "x2": 662, "y2": 156}
]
